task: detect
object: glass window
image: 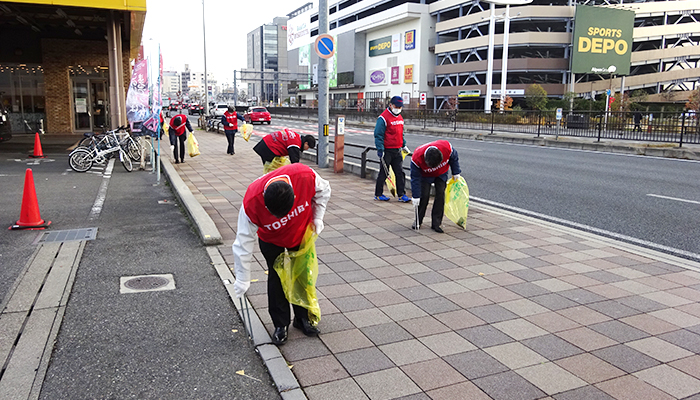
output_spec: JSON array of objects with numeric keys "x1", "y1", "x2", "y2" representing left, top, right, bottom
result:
[{"x1": 0, "y1": 64, "x2": 46, "y2": 134}]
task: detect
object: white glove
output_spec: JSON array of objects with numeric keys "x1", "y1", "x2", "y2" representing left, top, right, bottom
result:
[
  {"x1": 229, "y1": 123, "x2": 234, "y2": 127},
  {"x1": 233, "y1": 279, "x2": 250, "y2": 298},
  {"x1": 411, "y1": 198, "x2": 420, "y2": 207},
  {"x1": 170, "y1": 145, "x2": 175, "y2": 151},
  {"x1": 313, "y1": 219, "x2": 324, "y2": 235},
  {"x1": 453, "y1": 174, "x2": 461, "y2": 181},
  {"x1": 402, "y1": 146, "x2": 410, "y2": 154}
]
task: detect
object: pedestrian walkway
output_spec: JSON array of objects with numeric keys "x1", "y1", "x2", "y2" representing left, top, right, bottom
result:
[{"x1": 174, "y1": 129, "x2": 700, "y2": 400}]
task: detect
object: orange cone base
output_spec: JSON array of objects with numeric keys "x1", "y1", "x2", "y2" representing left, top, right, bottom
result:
[
  {"x1": 28, "y1": 154, "x2": 46, "y2": 159},
  {"x1": 9, "y1": 220, "x2": 51, "y2": 230}
]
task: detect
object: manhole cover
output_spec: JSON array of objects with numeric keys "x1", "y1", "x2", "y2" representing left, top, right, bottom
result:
[
  {"x1": 120, "y1": 274, "x2": 175, "y2": 294},
  {"x1": 124, "y1": 276, "x2": 169, "y2": 290},
  {"x1": 34, "y1": 227, "x2": 97, "y2": 244}
]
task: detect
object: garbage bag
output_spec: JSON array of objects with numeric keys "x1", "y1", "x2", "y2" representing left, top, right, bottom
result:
[
  {"x1": 272, "y1": 226, "x2": 321, "y2": 326},
  {"x1": 263, "y1": 156, "x2": 291, "y2": 174},
  {"x1": 240, "y1": 124, "x2": 253, "y2": 141},
  {"x1": 386, "y1": 167, "x2": 397, "y2": 197},
  {"x1": 187, "y1": 133, "x2": 200, "y2": 157},
  {"x1": 444, "y1": 175, "x2": 469, "y2": 229}
]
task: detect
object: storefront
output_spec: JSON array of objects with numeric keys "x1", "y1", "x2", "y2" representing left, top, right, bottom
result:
[{"x1": 0, "y1": 0, "x2": 145, "y2": 135}]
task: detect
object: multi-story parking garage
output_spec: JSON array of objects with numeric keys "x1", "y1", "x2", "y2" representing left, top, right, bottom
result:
[{"x1": 431, "y1": 0, "x2": 700, "y2": 110}]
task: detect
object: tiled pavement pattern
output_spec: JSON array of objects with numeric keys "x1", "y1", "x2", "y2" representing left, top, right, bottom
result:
[{"x1": 175, "y1": 129, "x2": 700, "y2": 400}]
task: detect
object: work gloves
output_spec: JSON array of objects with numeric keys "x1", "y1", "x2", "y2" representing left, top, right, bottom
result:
[
  {"x1": 313, "y1": 219, "x2": 324, "y2": 235},
  {"x1": 377, "y1": 149, "x2": 383, "y2": 158},
  {"x1": 411, "y1": 198, "x2": 420, "y2": 207},
  {"x1": 402, "y1": 146, "x2": 410, "y2": 154},
  {"x1": 233, "y1": 279, "x2": 250, "y2": 298},
  {"x1": 453, "y1": 174, "x2": 461, "y2": 181}
]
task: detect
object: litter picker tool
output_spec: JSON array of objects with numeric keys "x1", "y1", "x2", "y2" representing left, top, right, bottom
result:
[
  {"x1": 238, "y1": 297, "x2": 255, "y2": 342},
  {"x1": 414, "y1": 202, "x2": 420, "y2": 230}
]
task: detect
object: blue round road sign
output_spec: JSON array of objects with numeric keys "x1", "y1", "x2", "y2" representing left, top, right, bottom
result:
[{"x1": 315, "y1": 34, "x2": 335, "y2": 59}]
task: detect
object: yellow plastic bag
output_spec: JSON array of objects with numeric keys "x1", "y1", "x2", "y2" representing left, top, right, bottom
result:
[
  {"x1": 272, "y1": 226, "x2": 321, "y2": 326},
  {"x1": 263, "y1": 156, "x2": 291, "y2": 174},
  {"x1": 385, "y1": 167, "x2": 397, "y2": 197},
  {"x1": 240, "y1": 123, "x2": 253, "y2": 141},
  {"x1": 444, "y1": 176, "x2": 469, "y2": 229},
  {"x1": 187, "y1": 133, "x2": 200, "y2": 157}
]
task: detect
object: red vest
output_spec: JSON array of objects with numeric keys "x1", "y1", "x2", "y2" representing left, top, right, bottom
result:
[
  {"x1": 224, "y1": 111, "x2": 238, "y2": 131},
  {"x1": 169, "y1": 114, "x2": 188, "y2": 136},
  {"x1": 379, "y1": 109, "x2": 404, "y2": 149},
  {"x1": 243, "y1": 163, "x2": 316, "y2": 248},
  {"x1": 263, "y1": 129, "x2": 302, "y2": 156},
  {"x1": 412, "y1": 140, "x2": 453, "y2": 177}
]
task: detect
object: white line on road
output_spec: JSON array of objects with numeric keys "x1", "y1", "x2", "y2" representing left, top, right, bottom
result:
[
  {"x1": 89, "y1": 158, "x2": 114, "y2": 221},
  {"x1": 647, "y1": 194, "x2": 700, "y2": 205},
  {"x1": 473, "y1": 196, "x2": 700, "y2": 262}
]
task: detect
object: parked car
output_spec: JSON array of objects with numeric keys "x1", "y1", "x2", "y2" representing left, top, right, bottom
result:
[
  {"x1": 211, "y1": 103, "x2": 229, "y2": 117},
  {"x1": 189, "y1": 103, "x2": 204, "y2": 115},
  {"x1": 244, "y1": 106, "x2": 271, "y2": 124}
]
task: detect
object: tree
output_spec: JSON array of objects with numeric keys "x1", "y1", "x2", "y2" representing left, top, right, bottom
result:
[
  {"x1": 685, "y1": 89, "x2": 700, "y2": 111},
  {"x1": 525, "y1": 84, "x2": 548, "y2": 111},
  {"x1": 495, "y1": 96, "x2": 513, "y2": 111},
  {"x1": 610, "y1": 92, "x2": 631, "y2": 112},
  {"x1": 238, "y1": 89, "x2": 248, "y2": 103}
]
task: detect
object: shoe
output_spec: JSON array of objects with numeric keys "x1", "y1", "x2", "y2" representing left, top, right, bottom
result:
[
  {"x1": 398, "y1": 195, "x2": 411, "y2": 202},
  {"x1": 374, "y1": 195, "x2": 390, "y2": 201},
  {"x1": 412, "y1": 222, "x2": 421, "y2": 230},
  {"x1": 174, "y1": 160, "x2": 179, "y2": 164},
  {"x1": 180, "y1": 160, "x2": 185, "y2": 163},
  {"x1": 272, "y1": 326, "x2": 288, "y2": 345},
  {"x1": 293, "y1": 317, "x2": 320, "y2": 336},
  {"x1": 432, "y1": 226, "x2": 444, "y2": 233}
]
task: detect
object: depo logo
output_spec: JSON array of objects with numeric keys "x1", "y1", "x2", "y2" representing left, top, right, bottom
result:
[{"x1": 577, "y1": 27, "x2": 628, "y2": 55}]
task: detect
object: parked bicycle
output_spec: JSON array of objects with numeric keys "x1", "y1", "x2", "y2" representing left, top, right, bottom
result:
[
  {"x1": 68, "y1": 128, "x2": 133, "y2": 172},
  {"x1": 78, "y1": 125, "x2": 141, "y2": 162}
]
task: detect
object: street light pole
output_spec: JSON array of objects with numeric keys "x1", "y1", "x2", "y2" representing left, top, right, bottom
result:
[
  {"x1": 202, "y1": 0, "x2": 209, "y2": 116},
  {"x1": 485, "y1": 3, "x2": 495, "y2": 113}
]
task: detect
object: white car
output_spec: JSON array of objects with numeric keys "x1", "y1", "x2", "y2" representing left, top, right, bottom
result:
[{"x1": 211, "y1": 103, "x2": 230, "y2": 117}]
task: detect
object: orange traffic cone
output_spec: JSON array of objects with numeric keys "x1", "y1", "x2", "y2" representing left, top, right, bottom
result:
[
  {"x1": 28, "y1": 132, "x2": 45, "y2": 158},
  {"x1": 9, "y1": 168, "x2": 51, "y2": 230}
]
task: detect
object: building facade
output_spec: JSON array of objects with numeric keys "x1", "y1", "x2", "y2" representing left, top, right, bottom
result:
[
  {"x1": 162, "y1": 71, "x2": 181, "y2": 98},
  {"x1": 245, "y1": 16, "x2": 290, "y2": 105},
  {"x1": 0, "y1": 0, "x2": 144, "y2": 134},
  {"x1": 430, "y1": 0, "x2": 700, "y2": 109},
  {"x1": 285, "y1": 0, "x2": 439, "y2": 110}
]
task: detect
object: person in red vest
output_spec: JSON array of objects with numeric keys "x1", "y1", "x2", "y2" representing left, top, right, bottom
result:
[
  {"x1": 253, "y1": 128, "x2": 316, "y2": 164},
  {"x1": 221, "y1": 106, "x2": 244, "y2": 155},
  {"x1": 168, "y1": 114, "x2": 193, "y2": 164},
  {"x1": 375, "y1": 96, "x2": 410, "y2": 202},
  {"x1": 410, "y1": 140, "x2": 461, "y2": 233},
  {"x1": 232, "y1": 163, "x2": 331, "y2": 345}
]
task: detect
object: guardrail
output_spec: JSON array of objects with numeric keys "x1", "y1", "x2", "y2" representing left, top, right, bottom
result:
[{"x1": 267, "y1": 108, "x2": 700, "y2": 147}]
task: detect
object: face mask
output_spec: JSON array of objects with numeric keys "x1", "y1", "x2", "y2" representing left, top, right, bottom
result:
[{"x1": 391, "y1": 107, "x2": 402, "y2": 115}]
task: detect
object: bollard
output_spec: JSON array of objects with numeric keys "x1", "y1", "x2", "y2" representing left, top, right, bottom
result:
[{"x1": 334, "y1": 115, "x2": 345, "y2": 173}]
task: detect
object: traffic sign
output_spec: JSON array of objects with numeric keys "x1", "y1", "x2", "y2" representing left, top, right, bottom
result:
[
  {"x1": 419, "y1": 92, "x2": 427, "y2": 105},
  {"x1": 556, "y1": 108, "x2": 563, "y2": 120},
  {"x1": 606, "y1": 89, "x2": 611, "y2": 96},
  {"x1": 315, "y1": 34, "x2": 335, "y2": 59}
]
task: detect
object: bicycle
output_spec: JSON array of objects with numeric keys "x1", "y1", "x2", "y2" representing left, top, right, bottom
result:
[
  {"x1": 79, "y1": 126, "x2": 141, "y2": 161},
  {"x1": 68, "y1": 129, "x2": 133, "y2": 172}
]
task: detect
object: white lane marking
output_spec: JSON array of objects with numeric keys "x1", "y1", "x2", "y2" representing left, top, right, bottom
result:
[
  {"x1": 473, "y1": 195, "x2": 700, "y2": 262},
  {"x1": 647, "y1": 194, "x2": 700, "y2": 205},
  {"x1": 89, "y1": 158, "x2": 114, "y2": 221}
]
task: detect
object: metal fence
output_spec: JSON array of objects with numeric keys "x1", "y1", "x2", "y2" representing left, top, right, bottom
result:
[{"x1": 268, "y1": 107, "x2": 700, "y2": 147}]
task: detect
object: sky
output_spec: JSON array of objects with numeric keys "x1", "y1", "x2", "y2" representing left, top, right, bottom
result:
[{"x1": 142, "y1": 0, "x2": 314, "y2": 86}]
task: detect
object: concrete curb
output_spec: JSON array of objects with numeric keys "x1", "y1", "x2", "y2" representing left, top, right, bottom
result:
[
  {"x1": 160, "y1": 157, "x2": 223, "y2": 246},
  {"x1": 204, "y1": 247, "x2": 306, "y2": 400}
]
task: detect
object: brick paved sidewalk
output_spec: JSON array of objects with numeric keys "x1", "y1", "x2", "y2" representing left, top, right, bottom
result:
[{"x1": 175, "y1": 129, "x2": 700, "y2": 400}]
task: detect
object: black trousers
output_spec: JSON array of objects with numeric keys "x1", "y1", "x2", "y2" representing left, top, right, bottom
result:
[
  {"x1": 173, "y1": 133, "x2": 186, "y2": 162},
  {"x1": 375, "y1": 148, "x2": 406, "y2": 197},
  {"x1": 417, "y1": 177, "x2": 446, "y2": 228},
  {"x1": 253, "y1": 140, "x2": 276, "y2": 164},
  {"x1": 259, "y1": 239, "x2": 307, "y2": 328},
  {"x1": 225, "y1": 130, "x2": 236, "y2": 154}
]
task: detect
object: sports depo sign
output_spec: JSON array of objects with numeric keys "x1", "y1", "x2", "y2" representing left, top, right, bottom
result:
[{"x1": 571, "y1": 5, "x2": 635, "y2": 75}]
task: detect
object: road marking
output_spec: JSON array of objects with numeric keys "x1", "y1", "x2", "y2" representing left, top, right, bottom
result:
[
  {"x1": 472, "y1": 196, "x2": 700, "y2": 262},
  {"x1": 647, "y1": 194, "x2": 700, "y2": 205},
  {"x1": 88, "y1": 158, "x2": 114, "y2": 220}
]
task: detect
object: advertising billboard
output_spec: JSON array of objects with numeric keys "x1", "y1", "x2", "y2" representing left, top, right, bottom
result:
[
  {"x1": 405, "y1": 30, "x2": 416, "y2": 50},
  {"x1": 404, "y1": 65, "x2": 414, "y2": 83},
  {"x1": 571, "y1": 5, "x2": 635, "y2": 75},
  {"x1": 369, "y1": 69, "x2": 387, "y2": 86},
  {"x1": 369, "y1": 36, "x2": 392, "y2": 57},
  {"x1": 287, "y1": 9, "x2": 313, "y2": 50}
]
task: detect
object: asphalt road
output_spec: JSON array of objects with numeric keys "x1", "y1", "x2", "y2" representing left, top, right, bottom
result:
[{"x1": 240, "y1": 117, "x2": 700, "y2": 261}]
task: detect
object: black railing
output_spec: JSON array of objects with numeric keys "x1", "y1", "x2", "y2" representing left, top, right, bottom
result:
[
  {"x1": 319, "y1": 140, "x2": 411, "y2": 179},
  {"x1": 269, "y1": 108, "x2": 700, "y2": 147}
]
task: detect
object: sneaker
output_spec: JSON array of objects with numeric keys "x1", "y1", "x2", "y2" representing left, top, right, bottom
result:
[
  {"x1": 374, "y1": 195, "x2": 390, "y2": 201},
  {"x1": 398, "y1": 195, "x2": 411, "y2": 203}
]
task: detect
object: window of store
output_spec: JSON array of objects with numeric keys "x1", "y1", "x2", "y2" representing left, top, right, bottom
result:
[
  {"x1": 365, "y1": 91, "x2": 384, "y2": 112},
  {"x1": 0, "y1": 64, "x2": 45, "y2": 134}
]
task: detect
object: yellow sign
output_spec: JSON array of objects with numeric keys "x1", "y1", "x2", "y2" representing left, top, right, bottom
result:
[
  {"x1": 5, "y1": 0, "x2": 146, "y2": 11},
  {"x1": 404, "y1": 65, "x2": 414, "y2": 83}
]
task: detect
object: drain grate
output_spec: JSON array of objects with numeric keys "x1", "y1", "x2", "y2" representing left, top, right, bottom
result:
[
  {"x1": 34, "y1": 228, "x2": 97, "y2": 244},
  {"x1": 120, "y1": 274, "x2": 175, "y2": 294}
]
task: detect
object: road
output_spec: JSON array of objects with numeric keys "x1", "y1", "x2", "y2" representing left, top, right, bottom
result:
[{"x1": 234, "y1": 116, "x2": 700, "y2": 261}]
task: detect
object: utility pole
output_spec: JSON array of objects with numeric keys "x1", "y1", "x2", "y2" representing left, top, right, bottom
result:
[
  {"x1": 202, "y1": 0, "x2": 209, "y2": 116},
  {"x1": 317, "y1": 0, "x2": 329, "y2": 168},
  {"x1": 233, "y1": 70, "x2": 237, "y2": 107}
]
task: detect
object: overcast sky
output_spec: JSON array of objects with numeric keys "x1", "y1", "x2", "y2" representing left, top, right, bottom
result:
[{"x1": 142, "y1": 0, "x2": 313, "y2": 84}]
